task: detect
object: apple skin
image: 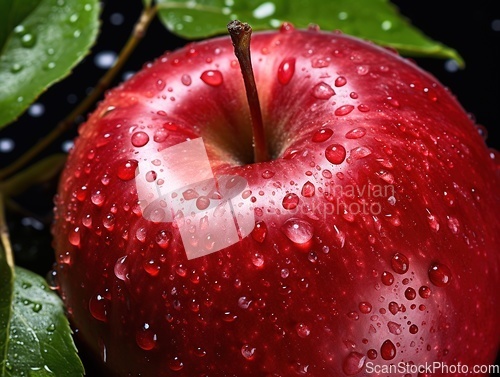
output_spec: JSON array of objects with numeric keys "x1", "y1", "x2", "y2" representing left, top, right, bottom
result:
[{"x1": 51, "y1": 24, "x2": 499, "y2": 376}]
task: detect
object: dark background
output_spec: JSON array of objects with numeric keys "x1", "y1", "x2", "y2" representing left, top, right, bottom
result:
[{"x1": 0, "y1": 0, "x2": 498, "y2": 374}]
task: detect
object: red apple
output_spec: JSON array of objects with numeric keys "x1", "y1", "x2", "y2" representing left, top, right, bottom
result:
[{"x1": 51, "y1": 22, "x2": 499, "y2": 376}]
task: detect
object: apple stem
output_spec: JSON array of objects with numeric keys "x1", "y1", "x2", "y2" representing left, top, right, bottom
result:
[{"x1": 227, "y1": 20, "x2": 270, "y2": 163}]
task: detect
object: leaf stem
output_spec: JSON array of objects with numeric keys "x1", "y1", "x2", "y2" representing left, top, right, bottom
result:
[
  {"x1": 0, "y1": 194, "x2": 14, "y2": 269},
  {"x1": 227, "y1": 20, "x2": 269, "y2": 163},
  {"x1": 0, "y1": 4, "x2": 159, "y2": 181}
]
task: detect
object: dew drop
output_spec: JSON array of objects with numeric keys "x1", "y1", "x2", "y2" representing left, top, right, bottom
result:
[
  {"x1": 345, "y1": 127, "x2": 366, "y2": 139},
  {"x1": 156, "y1": 230, "x2": 172, "y2": 248},
  {"x1": 241, "y1": 344, "x2": 256, "y2": 360},
  {"x1": 21, "y1": 33, "x2": 36, "y2": 48},
  {"x1": 381, "y1": 271, "x2": 394, "y2": 286},
  {"x1": 251, "y1": 221, "x2": 267, "y2": 243},
  {"x1": 357, "y1": 104, "x2": 370, "y2": 112},
  {"x1": 419, "y1": 285, "x2": 431, "y2": 298},
  {"x1": 301, "y1": 181, "x2": 315, "y2": 197},
  {"x1": 387, "y1": 321, "x2": 402, "y2": 335},
  {"x1": 404, "y1": 287, "x2": 416, "y2": 300},
  {"x1": 311, "y1": 57, "x2": 330, "y2": 68},
  {"x1": 146, "y1": 170, "x2": 157, "y2": 182},
  {"x1": 168, "y1": 357, "x2": 184, "y2": 371},
  {"x1": 334, "y1": 105, "x2": 355, "y2": 116},
  {"x1": 117, "y1": 159, "x2": 138, "y2": 181},
  {"x1": 311, "y1": 82, "x2": 335, "y2": 99},
  {"x1": 409, "y1": 324, "x2": 419, "y2": 334},
  {"x1": 261, "y1": 169, "x2": 275, "y2": 179},
  {"x1": 312, "y1": 128, "x2": 333, "y2": 142},
  {"x1": 296, "y1": 323, "x2": 311, "y2": 338},
  {"x1": 391, "y1": 253, "x2": 409, "y2": 274},
  {"x1": 136, "y1": 323, "x2": 157, "y2": 350},
  {"x1": 200, "y1": 70, "x2": 223, "y2": 86},
  {"x1": 131, "y1": 131, "x2": 150, "y2": 147},
  {"x1": 282, "y1": 193, "x2": 299, "y2": 210},
  {"x1": 155, "y1": 79, "x2": 166, "y2": 91},
  {"x1": 89, "y1": 294, "x2": 108, "y2": 322},
  {"x1": 380, "y1": 339, "x2": 396, "y2": 360},
  {"x1": 114, "y1": 256, "x2": 128, "y2": 281},
  {"x1": 135, "y1": 227, "x2": 147, "y2": 242},
  {"x1": 388, "y1": 302, "x2": 399, "y2": 315},
  {"x1": 153, "y1": 128, "x2": 168, "y2": 143},
  {"x1": 103, "y1": 213, "x2": 115, "y2": 230},
  {"x1": 144, "y1": 258, "x2": 160, "y2": 276},
  {"x1": 359, "y1": 302, "x2": 372, "y2": 314},
  {"x1": 251, "y1": 253, "x2": 265, "y2": 267},
  {"x1": 335, "y1": 76, "x2": 347, "y2": 87},
  {"x1": 325, "y1": 144, "x2": 346, "y2": 164},
  {"x1": 342, "y1": 352, "x2": 366, "y2": 375},
  {"x1": 281, "y1": 218, "x2": 314, "y2": 244},
  {"x1": 238, "y1": 296, "x2": 252, "y2": 309},
  {"x1": 367, "y1": 349, "x2": 377, "y2": 360},
  {"x1": 68, "y1": 227, "x2": 81, "y2": 246},
  {"x1": 428, "y1": 262, "x2": 452, "y2": 287},
  {"x1": 181, "y1": 74, "x2": 192, "y2": 86},
  {"x1": 277, "y1": 57, "x2": 296, "y2": 85}
]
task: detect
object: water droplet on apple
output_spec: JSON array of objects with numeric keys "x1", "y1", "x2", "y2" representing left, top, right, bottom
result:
[
  {"x1": 296, "y1": 323, "x2": 311, "y2": 338},
  {"x1": 238, "y1": 296, "x2": 252, "y2": 309},
  {"x1": 117, "y1": 159, "x2": 138, "y2": 181},
  {"x1": 144, "y1": 258, "x2": 160, "y2": 276},
  {"x1": 335, "y1": 76, "x2": 347, "y2": 87},
  {"x1": 388, "y1": 301, "x2": 399, "y2": 315},
  {"x1": 347, "y1": 311, "x2": 359, "y2": 320},
  {"x1": 311, "y1": 82, "x2": 335, "y2": 99},
  {"x1": 349, "y1": 146, "x2": 372, "y2": 160},
  {"x1": 196, "y1": 196, "x2": 210, "y2": 210},
  {"x1": 387, "y1": 321, "x2": 402, "y2": 335},
  {"x1": 380, "y1": 339, "x2": 396, "y2": 360},
  {"x1": 367, "y1": 349, "x2": 377, "y2": 360},
  {"x1": 261, "y1": 169, "x2": 275, "y2": 179},
  {"x1": 418, "y1": 285, "x2": 431, "y2": 298},
  {"x1": 69, "y1": 227, "x2": 81, "y2": 246},
  {"x1": 428, "y1": 262, "x2": 451, "y2": 287},
  {"x1": 404, "y1": 287, "x2": 416, "y2": 300},
  {"x1": 155, "y1": 79, "x2": 166, "y2": 91},
  {"x1": 325, "y1": 144, "x2": 346, "y2": 164},
  {"x1": 168, "y1": 357, "x2": 184, "y2": 371},
  {"x1": 277, "y1": 57, "x2": 296, "y2": 85},
  {"x1": 342, "y1": 352, "x2": 366, "y2": 375},
  {"x1": 103, "y1": 213, "x2": 115, "y2": 230},
  {"x1": 251, "y1": 253, "x2": 265, "y2": 267},
  {"x1": 136, "y1": 323, "x2": 157, "y2": 350},
  {"x1": 359, "y1": 302, "x2": 372, "y2": 314},
  {"x1": 357, "y1": 104, "x2": 370, "y2": 112},
  {"x1": 356, "y1": 65, "x2": 369, "y2": 75},
  {"x1": 181, "y1": 74, "x2": 192, "y2": 86},
  {"x1": 153, "y1": 128, "x2": 168, "y2": 143},
  {"x1": 391, "y1": 253, "x2": 409, "y2": 274},
  {"x1": 89, "y1": 294, "x2": 108, "y2": 322},
  {"x1": 251, "y1": 221, "x2": 267, "y2": 243},
  {"x1": 241, "y1": 344, "x2": 256, "y2": 360},
  {"x1": 279, "y1": 22, "x2": 295, "y2": 33},
  {"x1": 281, "y1": 218, "x2": 313, "y2": 244},
  {"x1": 82, "y1": 214, "x2": 92, "y2": 228},
  {"x1": 135, "y1": 227, "x2": 147, "y2": 242},
  {"x1": 345, "y1": 127, "x2": 366, "y2": 139},
  {"x1": 114, "y1": 256, "x2": 128, "y2": 281},
  {"x1": 194, "y1": 347, "x2": 207, "y2": 357},
  {"x1": 381, "y1": 271, "x2": 394, "y2": 285},
  {"x1": 282, "y1": 193, "x2": 299, "y2": 210},
  {"x1": 312, "y1": 128, "x2": 333, "y2": 142},
  {"x1": 151, "y1": 230, "x2": 168, "y2": 249},
  {"x1": 200, "y1": 70, "x2": 223, "y2": 86},
  {"x1": 426, "y1": 210, "x2": 440, "y2": 232},
  {"x1": 131, "y1": 131, "x2": 149, "y2": 147},
  {"x1": 311, "y1": 57, "x2": 330, "y2": 68},
  {"x1": 301, "y1": 181, "x2": 315, "y2": 197},
  {"x1": 335, "y1": 105, "x2": 355, "y2": 116},
  {"x1": 409, "y1": 324, "x2": 419, "y2": 334}
]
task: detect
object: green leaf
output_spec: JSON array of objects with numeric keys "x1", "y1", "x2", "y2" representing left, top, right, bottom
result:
[
  {"x1": 1, "y1": 267, "x2": 84, "y2": 377},
  {"x1": 156, "y1": 0, "x2": 463, "y2": 65},
  {"x1": 0, "y1": 0, "x2": 100, "y2": 129},
  {"x1": 0, "y1": 230, "x2": 14, "y2": 377}
]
